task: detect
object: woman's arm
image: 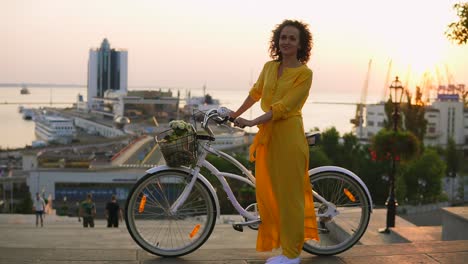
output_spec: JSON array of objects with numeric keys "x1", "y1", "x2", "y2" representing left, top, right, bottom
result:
[
  {"x1": 235, "y1": 110, "x2": 272, "y2": 128},
  {"x1": 230, "y1": 95, "x2": 256, "y2": 119},
  {"x1": 231, "y1": 95, "x2": 272, "y2": 128}
]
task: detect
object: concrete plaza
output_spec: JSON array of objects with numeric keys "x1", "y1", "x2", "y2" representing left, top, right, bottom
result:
[{"x1": 0, "y1": 210, "x2": 467, "y2": 263}]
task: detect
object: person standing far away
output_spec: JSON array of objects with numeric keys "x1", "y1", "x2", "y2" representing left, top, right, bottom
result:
[
  {"x1": 76, "y1": 201, "x2": 81, "y2": 222},
  {"x1": 105, "y1": 194, "x2": 122, "y2": 228},
  {"x1": 33, "y1": 192, "x2": 46, "y2": 227},
  {"x1": 230, "y1": 19, "x2": 319, "y2": 264},
  {"x1": 79, "y1": 193, "x2": 96, "y2": 228}
]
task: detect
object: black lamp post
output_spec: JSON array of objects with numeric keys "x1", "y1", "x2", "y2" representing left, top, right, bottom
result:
[{"x1": 380, "y1": 76, "x2": 404, "y2": 234}]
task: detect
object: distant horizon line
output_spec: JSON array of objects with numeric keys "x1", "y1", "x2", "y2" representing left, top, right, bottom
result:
[
  {"x1": 0, "y1": 83, "x2": 85, "y2": 88},
  {"x1": 0, "y1": 83, "x2": 192, "y2": 89}
]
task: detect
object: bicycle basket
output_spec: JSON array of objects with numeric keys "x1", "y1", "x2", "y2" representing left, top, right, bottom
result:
[{"x1": 156, "y1": 130, "x2": 197, "y2": 167}]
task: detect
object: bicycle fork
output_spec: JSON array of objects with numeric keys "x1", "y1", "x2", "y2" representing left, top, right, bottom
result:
[{"x1": 169, "y1": 166, "x2": 201, "y2": 215}]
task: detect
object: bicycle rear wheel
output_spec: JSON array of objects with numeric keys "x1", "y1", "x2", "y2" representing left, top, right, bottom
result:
[
  {"x1": 125, "y1": 170, "x2": 217, "y2": 257},
  {"x1": 303, "y1": 171, "x2": 371, "y2": 255}
]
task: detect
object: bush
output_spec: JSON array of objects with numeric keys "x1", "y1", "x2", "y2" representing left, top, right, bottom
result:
[
  {"x1": 398, "y1": 148, "x2": 446, "y2": 204},
  {"x1": 372, "y1": 129, "x2": 420, "y2": 161}
]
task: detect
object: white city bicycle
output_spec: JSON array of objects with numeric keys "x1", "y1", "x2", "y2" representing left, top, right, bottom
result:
[{"x1": 125, "y1": 108, "x2": 373, "y2": 257}]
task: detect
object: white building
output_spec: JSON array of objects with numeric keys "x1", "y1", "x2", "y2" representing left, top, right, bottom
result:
[
  {"x1": 73, "y1": 116, "x2": 125, "y2": 138},
  {"x1": 357, "y1": 103, "x2": 386, "y2": 140},
  {"x1": 87, "y1": 38, "x2": 128, "y2": 109},
  {"x1": 425, "y1": 95, "x2": 468, "y2": 148},
  {"x1": 356, "y1": 95, "x2": 468, "y2": 148},
  {"x1": 34, "y1": 115, "x2": 77, "y2": 144}
]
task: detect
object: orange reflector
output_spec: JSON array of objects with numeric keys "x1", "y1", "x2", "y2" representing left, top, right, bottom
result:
[
  {"x1": 343, "y1": 188, "x2": 356, "y2": 202},
  {"x1": 138, "y1": 195, "x2": 147, "y2": 213},
  {"x1": 189, "y1": 224, "x2": 201, "y2": 239}
]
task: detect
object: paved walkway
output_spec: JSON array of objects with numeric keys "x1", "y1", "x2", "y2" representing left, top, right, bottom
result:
[
  {"x1": 0, "y1": 211, "x2": 467, "y2": 263},
  {"x1": 111, "y1": 136, "x2": 153, "y2": 166}
]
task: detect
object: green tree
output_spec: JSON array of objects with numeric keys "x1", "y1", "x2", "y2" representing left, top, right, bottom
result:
[
  {"x1": 399, "y1": 149, "x2": 445, "y2": 204},
  {"x1": 312, "y1": 128, "x2": 391, "y2": 205},
  {"x1": 341, "y1": 132, "x2": 363, "y2": 171},
  {"x1": 309, "y1": 146, "x2": 332, "y2": 169},
  {"x1": 201, "y1": 152, "x2": 254, "y2": 214},
  {"x1": 371, "y1": 128, "x2": 420, "y2": 206},
  {"x1": 446, "y1": 2, "x2": 468, "y2": 45},
  {"x1": 320, "y1": 127, "x2": 343, "y2": 164},
  {"x1": 445, "y1": 137, "x2": 462, "y2": 202},
  {"x1": 446, "y1": 137, "x2": 459, "y2": 178},
  {"x1": 358, "y1": 147, "x2": 392, "y2": 205},
  {"x1": 402, "y1": 89, "x2": 428, "y2": 142},
  {"x1": 371, "y1": 129, "x2": 420, "y2": 162}
]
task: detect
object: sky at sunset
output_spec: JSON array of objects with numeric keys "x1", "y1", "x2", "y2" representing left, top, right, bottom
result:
[{"x1": 2, "y1": 0, "x2": 467, "y2": 101}]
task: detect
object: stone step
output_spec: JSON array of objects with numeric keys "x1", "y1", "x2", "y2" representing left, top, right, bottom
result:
[
  {"x1": 392, "y1": 226, "x2": 442, "y2": 242},
  {"x1": 0, "y1": 240, "x2": 467, "y2": 263}
]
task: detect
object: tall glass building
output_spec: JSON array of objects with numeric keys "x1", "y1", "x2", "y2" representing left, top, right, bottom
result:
[{"x1": 87, "y1": 38, "x2": 128, "y2": 108}]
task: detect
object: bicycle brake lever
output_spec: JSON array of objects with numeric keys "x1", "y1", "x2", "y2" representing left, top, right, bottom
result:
[{"x1": 220, "y1": 123, "x2": 234, "y2": 133}]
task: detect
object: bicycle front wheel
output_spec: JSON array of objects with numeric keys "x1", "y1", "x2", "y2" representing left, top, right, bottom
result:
[
  {"x1": 303, "y1": 171, "x2": 371, "y2": 255},
  {"x1": 125, "y1": 170, "x2": 217, "y2": 257}
]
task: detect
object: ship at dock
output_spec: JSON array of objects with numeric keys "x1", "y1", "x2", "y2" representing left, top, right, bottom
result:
[{"x1": 34, "y1": 114, "x2": 77, "y2": 144}]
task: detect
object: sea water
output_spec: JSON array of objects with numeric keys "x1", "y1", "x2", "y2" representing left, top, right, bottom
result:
[{"x1": 0, "y1": 86, "x2": 380, "y2": 149}]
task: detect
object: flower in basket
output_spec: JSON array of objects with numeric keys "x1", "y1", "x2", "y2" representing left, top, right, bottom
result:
[{"x1": 164, "y1": 120, "x2": 194, "y2": 142}]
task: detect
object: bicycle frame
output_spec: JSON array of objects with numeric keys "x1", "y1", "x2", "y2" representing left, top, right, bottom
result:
[
  {"x1": 147, "y1": 138, "x2": 343, "y2": 222},
  {"x1": 145, "y1": 108, "x2": 361, "y2": 224},
  {"x1": 161, "y1": 140, "x2": 259, "y2": 221},
  {"x1": 129, "y1": 108, "x2": 373, "y2": 257}
]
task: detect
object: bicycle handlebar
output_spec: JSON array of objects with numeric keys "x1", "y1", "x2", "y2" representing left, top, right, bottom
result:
[{"x1": 200, "y1": 107, "x2": 235, "y2": 138}]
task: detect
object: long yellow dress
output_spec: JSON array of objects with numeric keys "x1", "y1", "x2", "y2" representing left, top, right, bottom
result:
[{"x1": 249, "y1": 60, "x2": 319, "y2": 258}]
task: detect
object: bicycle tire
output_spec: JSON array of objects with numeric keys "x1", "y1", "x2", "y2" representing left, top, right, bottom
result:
[
  {"x1": 125, "y1": 170, "x2": 217, "y2": 257},
  {"x1": 303, "y1": 171, "x2": 371, "y2": 255}
]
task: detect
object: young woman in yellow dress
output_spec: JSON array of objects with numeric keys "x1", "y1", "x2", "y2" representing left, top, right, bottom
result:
[{"x1": 230, "y1": 19, "x2": 319, "y2": 264}]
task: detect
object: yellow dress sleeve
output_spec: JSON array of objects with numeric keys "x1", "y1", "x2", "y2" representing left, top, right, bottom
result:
[
  {"x1": 249, "y1": 62, "x2": 269, "y2": 102},
  {"x1": 271, "y1": 69, "x2": 313, "y2": 121}
]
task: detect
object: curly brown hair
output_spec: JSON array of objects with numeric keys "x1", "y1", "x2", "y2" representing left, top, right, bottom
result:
[{"x1": 269, "y1": 19, "x2": 313, "y2": 64}]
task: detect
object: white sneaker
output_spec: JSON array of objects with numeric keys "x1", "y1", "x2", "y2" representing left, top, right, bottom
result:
[
  {"x1": 267, "y1": 255, "x2": 301, "y2": 264},
  {"x1": 266, "y1": 254, "x2": 284, "y2": 263}
]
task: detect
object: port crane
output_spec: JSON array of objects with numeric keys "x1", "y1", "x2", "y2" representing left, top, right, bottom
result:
[{"x1": 350, "y1": 59, "x2": 372, "y2": 139}]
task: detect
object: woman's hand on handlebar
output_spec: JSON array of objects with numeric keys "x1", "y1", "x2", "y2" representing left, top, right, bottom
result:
[
  {"x1": 233, "y1": 117, "x2": 254, "y2": 128},
  {"x1": 216, "y1": 106, "x2": 254, "y2": 128}
]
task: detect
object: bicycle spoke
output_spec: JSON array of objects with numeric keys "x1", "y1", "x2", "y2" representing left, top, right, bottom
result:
[
  {"x1": 125, "y1": 171, "x2": 216, "y2": 257},
  {"x1": 304, "y1": 172, "x2": 370, "y2": 256}
]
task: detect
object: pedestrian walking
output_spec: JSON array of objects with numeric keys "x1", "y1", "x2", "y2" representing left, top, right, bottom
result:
[
  {"x1": 105, "y1": 194, "x2": 122, "y2": 228},
  {"x1": 33, "y1": 192, "x2": 46, "y2": 227},
  {"x1": 79, "y1": 193, "x2": 96, "y2": 228}
]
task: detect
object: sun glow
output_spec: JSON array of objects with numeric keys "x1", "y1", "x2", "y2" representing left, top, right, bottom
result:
[{"x1": 384, "y1": 22, "x2": 455, "y2": 102}]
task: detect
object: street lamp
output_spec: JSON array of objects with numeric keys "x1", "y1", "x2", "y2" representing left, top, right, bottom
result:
[
  {"x1": 380, "y1": 76, "x2": 404, "y2": 234},
  {"x1": 390, "y1": 76, "x2": 404, "y2": 131}
]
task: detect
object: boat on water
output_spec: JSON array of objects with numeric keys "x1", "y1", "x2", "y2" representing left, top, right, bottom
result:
[
  {"x1": 34, "y1": 115, "x2": 77, "y2": 144},
  {"x1": 20, "y1": 84, "x2": 30, "y2": 95}
]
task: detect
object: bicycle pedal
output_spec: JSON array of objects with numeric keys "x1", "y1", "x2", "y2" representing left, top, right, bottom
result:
[
  {"x1": 232, "y1": 224, "x2": 243, "y2": 232},
  {"x1": 232, "y1": 219, "x2": 260, "y2": 232}
]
